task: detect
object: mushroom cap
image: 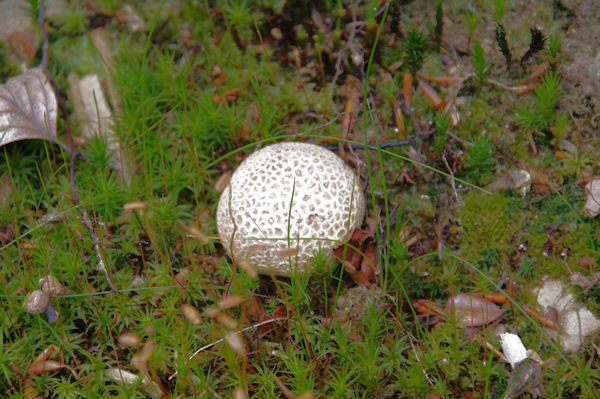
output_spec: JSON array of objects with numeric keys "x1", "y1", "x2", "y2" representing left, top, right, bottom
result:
[{"x1": 217, "y1": 142, "x2": 365, "y2": 276}]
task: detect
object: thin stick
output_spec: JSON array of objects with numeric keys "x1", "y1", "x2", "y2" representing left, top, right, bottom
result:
[
  {"x1": 442, "y1": 152, "x2": 459, "y2": 203},
  {"x1": 38, "y1": 4, "x2": 116, "y2": 291}
]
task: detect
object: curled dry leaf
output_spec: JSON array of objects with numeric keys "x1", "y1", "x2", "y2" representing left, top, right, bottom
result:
[
  {"x1": 417, "y1": 74, "x2": 460, "y2": 86},
  {"x1": 522, "y1": 305, "x2": 560, "y2": 330},
  {"x1": 333, "y1": 227, "x2": 377, "y2": 286},
  {"x1": 0, "y1": 67, "x2": 60, "y2": 148},
  {"x1": 26, "y1": 344, "x2": 78, "y2": 378},
  {"x1": 525, "y1": 61, "x2": 550, "y2": 82},
  {"x1": 445, "y1": 293, "x2": 504, "y2": 327}
]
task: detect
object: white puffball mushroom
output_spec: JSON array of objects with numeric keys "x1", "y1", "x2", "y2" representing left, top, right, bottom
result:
[
  {"x1": 216, "y1": 142, "x2": 365, "y2": 276},
  {"x1": 584, "y1": 178, "x2": 600, "y2": 217},
  {"x1": 24, "y1": 290, "x2": 50, "y2": 315}
]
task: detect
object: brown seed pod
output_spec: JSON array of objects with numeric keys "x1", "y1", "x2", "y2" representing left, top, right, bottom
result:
[
  {"x1": 118, "y1": 332, "x2": 142, "y2": 347},
  {"x1": 181, "y1": 303, "x2": 203, "y2": 325}
]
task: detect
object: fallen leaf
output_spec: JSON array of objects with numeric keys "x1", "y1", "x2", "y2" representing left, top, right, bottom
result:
[
  {"x1": 0, "y1": 67, "x2": 60, "y2": 148},
  {"x1": 8, "y1": 30, "x2": 39, "y2": 61},
  {"x1": 107, "y1": 368, "x2": 163, "y2": 399},
  {"x1": 445, "y1": 293, "x2": 504, "y2": 327},
  {"x1": 0, "y1": 0, "x2": 33, "y2": 43},
  {"x1": 502, "y1": 357, "x2": 543, "y2": 398},
  {"x1": 333, "y1": 227, "x2": 378, "y2": 286},
  {"x1": 68, "y1": 72, "x2": 131, "y2": 182},
  {"x1": 418, "y1": 80, "x2": 445, "y2": 110}
]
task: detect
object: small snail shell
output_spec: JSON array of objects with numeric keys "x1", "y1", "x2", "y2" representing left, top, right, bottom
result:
[
  {"x1": 25, "y1": 290, "x2": 49, "y2": 315},
  {"x1": 39, "y1": 275, "x2": 66, "y2": 296}
]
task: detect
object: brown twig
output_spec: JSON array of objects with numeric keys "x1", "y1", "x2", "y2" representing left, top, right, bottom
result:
[{"x1": 38, "y1": 4, "x2": 116, "y2": 291}]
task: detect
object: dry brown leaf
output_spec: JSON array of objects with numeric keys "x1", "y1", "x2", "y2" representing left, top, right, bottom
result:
[
  {"x1": 0, "y1": 0, "x2": 33, "y2": 43},
  {"x1": 445, "y1": 293, "x2": 504, "y2": 327},
  {"x1": 107, "y1": 368, "x2": 163, "y2": 399},
  {"x1": 8, "y1": 30, "x2": 39, "y2": 61},
  {"x1": 0, "y1": 67, "x2": 60, "y2": 148},
  {"x1": 333, "y1": 227, "x2": 378, "y2": 286}
]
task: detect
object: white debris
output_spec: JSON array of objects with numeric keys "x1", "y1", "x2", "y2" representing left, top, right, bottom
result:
[{"x1": 500, "y1": 333, "x2": 528, "y2": 368}]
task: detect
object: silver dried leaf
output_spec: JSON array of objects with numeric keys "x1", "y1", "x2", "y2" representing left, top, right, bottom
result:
[{"x1": 0, "y1": 67, "x2": 60, "y2": 147}]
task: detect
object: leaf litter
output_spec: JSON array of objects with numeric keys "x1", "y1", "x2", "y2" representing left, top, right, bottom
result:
[{"x1": 0, "y1": 67, "x2": 61, "y2": 148}]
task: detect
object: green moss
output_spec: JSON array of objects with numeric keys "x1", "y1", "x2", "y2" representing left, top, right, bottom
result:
[{"x1": 458, "y1": 191, "x2": 515, "y2": 261}]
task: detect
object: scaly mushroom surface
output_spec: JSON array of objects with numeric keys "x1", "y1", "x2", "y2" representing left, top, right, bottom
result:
[{"x1": 217, "y1": 142, "x2": 365, "y2": 276}]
